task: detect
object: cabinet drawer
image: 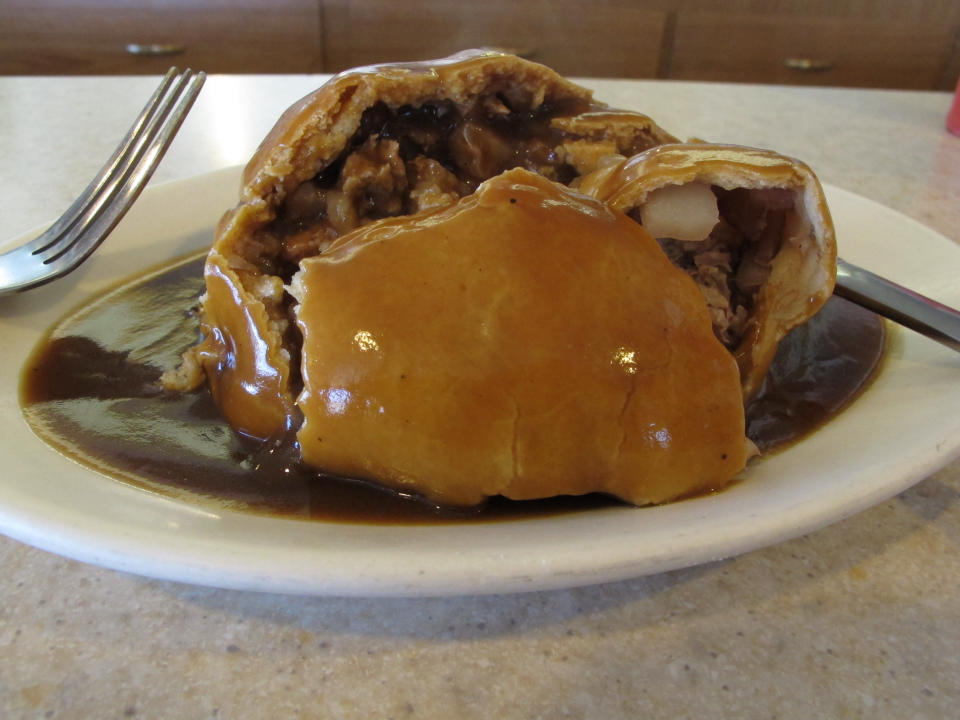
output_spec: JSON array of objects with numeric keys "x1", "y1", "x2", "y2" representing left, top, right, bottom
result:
[
  {"x1": 324, "y1": 0, "x2": 667, "y2": 79},
  {"x1": 668, "y1": 13, "x2": 958, "y2": 90},
  {"x1": 0, "y1": 0, "x2": 321, "y2": 75}
]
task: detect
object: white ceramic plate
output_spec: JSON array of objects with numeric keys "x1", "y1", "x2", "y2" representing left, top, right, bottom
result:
[{"x1": 1, "y1": 167, "x2": 959, "y2": 597}]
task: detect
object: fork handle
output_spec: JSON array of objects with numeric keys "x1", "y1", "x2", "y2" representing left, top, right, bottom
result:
[{"x1": 834, "y1": 258, "x2": 960, "y2": 352}]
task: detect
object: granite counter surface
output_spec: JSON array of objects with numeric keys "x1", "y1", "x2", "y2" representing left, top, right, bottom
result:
[{"x1": 1, "y1": 74, "x2": 959, "y2": 719}]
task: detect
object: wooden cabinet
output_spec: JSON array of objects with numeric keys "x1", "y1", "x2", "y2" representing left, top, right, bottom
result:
[
  {"x1": 322, "y1": 0, "x2": 667, "y2": 79},
  {"x1": 1, "y1": 0, "x2": 959, "y2": 91},
  {"x1": 669, "y1": 13, "x2": 959, "y2": 90},
  {"x1": 0, "y1": 0, "x2": 322, "y2": 75},
  {"x1": 322, "y1": 0, "x2": 960, "y2": 90}
]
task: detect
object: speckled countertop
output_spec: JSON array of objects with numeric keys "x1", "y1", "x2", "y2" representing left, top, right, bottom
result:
[{"x1": 1, "y1": 73, "x2": 959, "y2": 719}]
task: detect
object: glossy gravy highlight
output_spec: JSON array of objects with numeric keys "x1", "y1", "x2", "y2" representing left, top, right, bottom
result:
[{"x1": 19, "y1": 253, "x2": 885, "y2": 524}]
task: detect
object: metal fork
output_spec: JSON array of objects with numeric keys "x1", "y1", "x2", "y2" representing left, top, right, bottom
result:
[
  {"x1": 0, "y1": 67, "x2": 205, "y2": 296},
  {"x1": 835, "y1": 258, "x2": 960, "y2": 353}
]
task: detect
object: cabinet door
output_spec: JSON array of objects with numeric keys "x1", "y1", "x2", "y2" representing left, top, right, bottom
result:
[
  {"x1": 0, "y1": 0, "x2": 322, "y2": 75},
  {"x1": 668, "y1": 13, "x2": 958, "y2": 90},
  {"x1": 323, "y1": 0, "x2": 667, "y2": 79}
]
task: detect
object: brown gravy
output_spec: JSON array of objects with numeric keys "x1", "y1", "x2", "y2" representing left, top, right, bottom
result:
[{"x1": 19, "y1": 253, "x2": 885, "y2": 524}]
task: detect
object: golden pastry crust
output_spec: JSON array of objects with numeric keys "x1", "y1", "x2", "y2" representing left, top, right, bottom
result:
[
  {"x1": 290, "y1": 169, "x2": 750, "y2": 507},
  {"x1": 577, "y1": 143, "x2": 837, "y2": 400},
  {"x1": 175, "y1": 49, "x2": 678, "y2": 440}
]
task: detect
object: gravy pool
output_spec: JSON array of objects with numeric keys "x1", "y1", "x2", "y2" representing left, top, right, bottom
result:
[{"x1": 19, "y1": 253, "x2": 885, "y2": 524}]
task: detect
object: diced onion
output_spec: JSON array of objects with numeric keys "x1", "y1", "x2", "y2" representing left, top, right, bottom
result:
[{"x1": 640, "y1": 182, "x2": 719, "y2": 242}]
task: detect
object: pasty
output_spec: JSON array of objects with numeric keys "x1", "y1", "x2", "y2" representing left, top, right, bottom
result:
[
  {"x1": 290, "y1": 169, "x2": 750, "y2": 506},
  {"x1": 576, "y1": 143, "x2": 837, "y2": 399},
  {"x1": 165, "y1": 49, "x2": 677, "y2": 439}
]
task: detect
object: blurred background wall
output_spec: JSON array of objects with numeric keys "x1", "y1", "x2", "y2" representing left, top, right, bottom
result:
[{"x1": 2, "y1": 0, "x2": 958, "y2": 89}]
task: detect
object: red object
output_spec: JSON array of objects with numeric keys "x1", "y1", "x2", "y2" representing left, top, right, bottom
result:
[{"x1": 948, "y1": 76, "x2": 960, "y2": 136}]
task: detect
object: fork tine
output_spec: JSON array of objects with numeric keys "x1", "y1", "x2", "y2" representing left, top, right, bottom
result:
[
  {"x1": 26, "y1": 68, "x2": 180, "y2": 255},
  {"x1": 39, "y1": 69, "x2": 206, "y2": 267}
]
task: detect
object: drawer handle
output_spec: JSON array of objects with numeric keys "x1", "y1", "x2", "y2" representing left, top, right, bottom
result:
[
  {"x1": 784, "y1": 57, "x2": 835, "y2": 72},
  {"x1": 125, "y1": 43, "x2": 185, "y2": 57}
]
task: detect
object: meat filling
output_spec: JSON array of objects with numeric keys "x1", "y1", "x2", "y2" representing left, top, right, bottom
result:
[
  {"x1": 643, "y1": 186, "x2": 794, "y2": 349},
  {"x1": 247, "y1": 94, "x2": 656, "y2": 281}
]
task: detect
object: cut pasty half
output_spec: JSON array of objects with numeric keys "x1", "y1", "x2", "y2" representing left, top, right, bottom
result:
[
  {"x1": 577, "y1": 143, "x2": 837, "y2": 400},
  {"x1": 166, "y1": 49, "x2": 677, "y2": 439}
]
